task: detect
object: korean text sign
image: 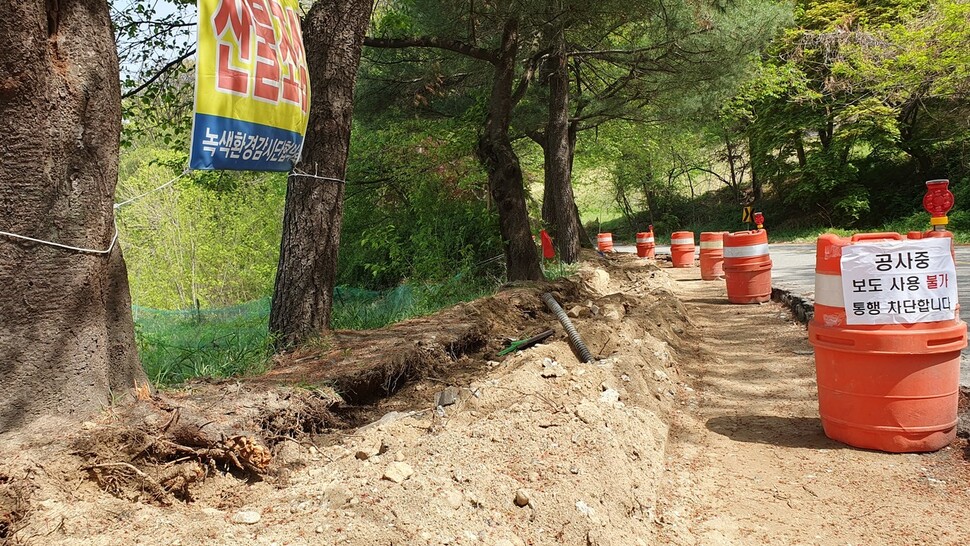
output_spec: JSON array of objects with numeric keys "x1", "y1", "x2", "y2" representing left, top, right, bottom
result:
[
  {"x1": 840, "y1": 238, "x2": 957, "y2": 325},
  {"x1": 190, "y1": 0, "x2": 310, "y2": 171}
]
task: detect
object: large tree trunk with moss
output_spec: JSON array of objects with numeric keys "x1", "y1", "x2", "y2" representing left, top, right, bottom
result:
[
  {"x1": 270, "y1": 0, "x2": 374, "y2": 348},
  {"x1": 0, "y1": 0, "x2": 145, "y2": 432},
  {"x1": 476, "y1": 18, "x2": 542, "y2": 281}
]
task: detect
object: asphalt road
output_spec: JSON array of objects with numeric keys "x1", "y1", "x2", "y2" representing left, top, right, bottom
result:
[{"x1": 615, "y1": 242, "x2": 970, "y2": 387}]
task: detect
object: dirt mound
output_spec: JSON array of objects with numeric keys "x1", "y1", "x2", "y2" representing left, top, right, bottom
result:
[{"x1": 0, "y1": 253, "x2": 690, "y2": 545}]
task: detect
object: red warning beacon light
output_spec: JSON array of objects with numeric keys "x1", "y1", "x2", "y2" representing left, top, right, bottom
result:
[
  {"x1": 753, "y1": 212, "x2": 765, "y2": 230},
  {"x1": 924, "y1": 179, "x2": 954, "y2": 231}
]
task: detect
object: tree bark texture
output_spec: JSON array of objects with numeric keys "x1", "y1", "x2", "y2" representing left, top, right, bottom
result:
[
  {"x1": 270, "y1": 0, "x2": 374, "y2": 348},
  {"x1": 541, "y1": 25, "x2": 581, "y2": 263},
  {"x1": 476, "y1": 18, "x2": 542, "y2": 281},
  {"x1": 0, "y1": 0, "x2": 145, "y2": 432}
]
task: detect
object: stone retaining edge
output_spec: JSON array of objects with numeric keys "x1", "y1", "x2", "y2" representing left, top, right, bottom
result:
[{"x1": 771, "y1": 287, "x2": 814, "y2": 325}]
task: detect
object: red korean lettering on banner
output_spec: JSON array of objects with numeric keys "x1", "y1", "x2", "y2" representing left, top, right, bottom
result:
[
  {"x1": 210, "y1": 0, "x2": 308, "y2": 112},
  {"x1": 212, "y1": 0, "x2": 253, "y2": 95}
]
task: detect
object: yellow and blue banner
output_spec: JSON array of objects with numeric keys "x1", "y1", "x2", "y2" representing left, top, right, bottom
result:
[{"x1": 189, "y1": 0, "x2": 311, "y2": 171}]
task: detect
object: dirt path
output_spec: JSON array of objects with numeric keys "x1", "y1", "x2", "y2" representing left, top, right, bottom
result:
[{"x1": 652, "y1": 267, "x2": 970, "y2": 546}]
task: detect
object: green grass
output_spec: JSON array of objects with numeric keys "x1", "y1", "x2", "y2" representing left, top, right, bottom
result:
[
  {"x1": 134, "y1": 279, "x2": 499, "y2": 387},
  {"x1": 133, "y1": 299, "x2": 275, "y2": 386}
]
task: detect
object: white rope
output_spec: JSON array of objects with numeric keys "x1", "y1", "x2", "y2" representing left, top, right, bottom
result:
[
  {"x1": 0, "y1": 226, "x2": 120, "y2": 255},
  {"x1": 0, "y1": 169, "x2": 189, "y2": 255},
  {"x1": 114, "y1": 169, "x2": 190, "y2": 208},
  {"x1": 290, "y1": 169, "x2": 346, "y2": 184}
]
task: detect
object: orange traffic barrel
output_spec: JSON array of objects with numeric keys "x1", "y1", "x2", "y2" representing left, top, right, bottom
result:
[
  {"x1": 723, "y1": 230, "x2": 771, "y2": 303},
  {"x1": 597, "y1": 232, "x2": 614, "y2": 253},
  {"x1": 809, "y1": 232, "x2": 966, "y2": 452},
  {"x1": 699, "y1": 231, "x2": 728, "y2": 280},
  {"x1": 670, "y1": 231, "x2": 695, "y2": 267},
  {"x1": 635, "y1": 231, "x2": 655, "y2": 258}
]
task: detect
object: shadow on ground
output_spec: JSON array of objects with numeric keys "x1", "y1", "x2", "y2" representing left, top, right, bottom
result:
[{"x1": 706, "y1": 415, "x2": 846, "y2": 450}]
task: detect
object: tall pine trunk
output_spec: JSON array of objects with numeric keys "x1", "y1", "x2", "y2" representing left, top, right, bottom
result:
[
  {"x1": 541, "y1": 20, "x2": 581, "y2": 262},
  {"x1": 0, "y1": 0, "x2": 145, "y2": 432},
  {"x1": 270, "y1": 0, "x2": 374, "y2": 348},
  {"x1": 476, "y1": 17, "x2": 542, "y2": 281}
]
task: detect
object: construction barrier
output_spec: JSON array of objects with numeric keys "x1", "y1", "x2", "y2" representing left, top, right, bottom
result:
[
  {"x1": 723, "y1": 230, "x2": 771, "y2": 303},
  {"x1": 597, "y1": 233, "x2": 614, "y2": 253},
  {"x1": 699, "y1": 231, "x2": 727, "y2": 280},
  {"x1": 635, "y1": 231, "x2": 655, "y2": 258},
  {"x1": 808, "y1": 231, "x2": 966, "y2": 452},
  {"x1": 670, "y1": 231, "x2": 695, "y2": 268}
]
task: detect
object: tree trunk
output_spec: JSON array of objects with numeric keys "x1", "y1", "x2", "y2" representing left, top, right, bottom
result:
[
  {"x1": 748, "y1": 136, "x2": 763, "y2": 203},
  {"x1": 567, "y1": 122, "x2": 593, "y2": 248},
  {"x1": 270, "y1": 0, "x2": 374, "y2": 348},
  {"x1": 476, "y1": 17, "x2": 542, "y2": 281},
  {"x1": 542, "y1": 20, "x2": 581, "y2": 263},
  {"x1": 0, "y1": 0, "x2": 145, "y2": 432},
  {"x1": 794, "y1": 135, "x2": 807, "y2": 168}
]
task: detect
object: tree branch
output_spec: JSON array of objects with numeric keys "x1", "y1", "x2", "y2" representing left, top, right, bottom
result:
[
  {"x1": 122, "y1": 48, "x2": 196, "y2": 99},
  {"x1": 364, "y1": 36, "x2": 497, "y2": 64}
]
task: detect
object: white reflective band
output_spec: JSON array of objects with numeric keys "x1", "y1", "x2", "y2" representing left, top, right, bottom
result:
[
  {"x1": 814, "y1": 272, "x2": 844, "y2": 308},
  {"x1": 723, "y1": 243, "x2": 769, "y2": 258},
  {"x1": 699, "y1": 241, "x2": 723, "y2": 249},
  {"x1": 671, "y1": 238, "x2": 694, "y2": 245},
  {"x1": 637, "y1": 237, "x2": 655, "y2": 243}
]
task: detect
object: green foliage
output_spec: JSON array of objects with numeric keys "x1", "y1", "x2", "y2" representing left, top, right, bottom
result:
[
  {"x1": 116, "y1": 148, "x2": 286, "y2": 309},
  {"x1": 340, "y1": 118, "x2": 504, "y2": 289},
  {"x1": 134, "y1": 299, "x2": 275, "y2": 386}
]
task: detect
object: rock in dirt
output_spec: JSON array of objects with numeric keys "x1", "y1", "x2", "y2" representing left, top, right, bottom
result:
[
  {"x1": 382, "y1": 461, "x2": 415, "y2": 483},
  {"x1": 514, "y1": 488, "x2": 532, "y2": 507},
  {"x1": 355, "y1": 439, "x2": 389, "y2": 460},
  {"x1": 575, "y1": 500, "x2": 596, "y2": 520},
  {"x1": 443, "y1": 489, "x2": 463, "y2": 509},
  {"x1": 574, "y1": 401, "x2": 602, "y2": 424},
  {"x1": 324, "y1": 485, "x2": 353, "y2": 507},
  {"x1": 584, "y1": 269, "x2": 611, "y2": 295},
  {"x1": 360, "y1": 411, "x2": 413, "y2": 431},
  {"x1": 435, "y1": 387, "x2": 461, "y2": 407},
  {"x1": 231, "y1": 510, "x2": 261, "y2": 524},
  {"x1": 541, "y1": 358, "x2": 567, "y2": 378},
  {"x1": 601, "y1": 304, "x2": 624, "y2": 322},
  {"x1": 599, "y1": 388, "x2": 621, "y2": 404},
  {"x1": 567, "y1": 305, "x2": 589, "y2": 318},
  {"x1": 653, "y1": 369, "x2": 670, "y2": 382}
]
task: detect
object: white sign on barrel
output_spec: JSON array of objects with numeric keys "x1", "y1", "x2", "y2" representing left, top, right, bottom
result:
[{"x1": 840, "y1": 238, "x2": 957, "y2": 325}]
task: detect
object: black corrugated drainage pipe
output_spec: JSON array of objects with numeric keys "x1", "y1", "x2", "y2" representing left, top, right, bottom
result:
[{"x1": 541, "y1": 292, "x2": 594, "y2": 363}]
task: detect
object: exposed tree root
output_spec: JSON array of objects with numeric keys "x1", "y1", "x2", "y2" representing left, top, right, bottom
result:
[{"x1": 73, "y1": 395, "x2": 273, "y2": 505}]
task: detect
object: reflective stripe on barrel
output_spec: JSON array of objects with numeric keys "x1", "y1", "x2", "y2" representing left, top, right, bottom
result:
[
  {"x1": 808, "y1": 231, "x2": 967, "y2": 453},
  {"x1": 723, "y1": 243, "x2": 769, "y2": 258},
  {"x1": 723, "y1": 230, "x2": 771, "y2": 303},
  {"x1": 636, "y1": 231, "x2": 655, "y2": 258},
  {"x1": 814, "y1": 272, "x2": 844, "y2": 308},
  {"x1": 699, "y1": 231, "x2": 726, "y2": 280},
  {"x1": 670, "y1": 231, "x2": 695, "y2": 267},
  {"x1": 597, "y1": 233, "x2": 614, "y2": 252}
]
